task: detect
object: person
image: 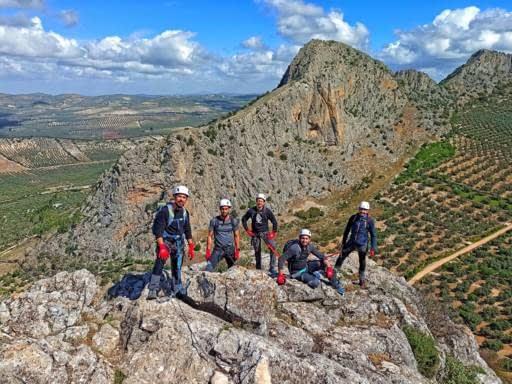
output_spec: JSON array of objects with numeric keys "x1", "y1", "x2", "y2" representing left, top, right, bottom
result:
[
  {"x1": 241, "y1": 193, "x2": 278, "y2": 275},
  {"x1": 335, "y1": 201, "x2": 377, "y2": 289},
  {"x1": 205, "y1": 199, "x2": 240, "y2": 272},
  {"x1": 277, "y1": 229, "x2": 344, "y2": 295},
  {"x1": 147, "y1": 185, "x2": 195, "y2": 299}
]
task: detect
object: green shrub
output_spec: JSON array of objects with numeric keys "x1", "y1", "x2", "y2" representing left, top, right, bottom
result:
[
  {"x1": 443, "y1": 355, "x2": 481, "y2": 384},
  {"x1": 402, "y1": 325, "x2": 440, "y2": 378},
  {"x1": 482, "y1": 339, "x2": 503, "y2": 351},
  {"x1": 295, "y1": 207, "x2": 325, "y2": 220},
  {"x1": 501, "y1": 357, "x2": 512, "y2": 372}
]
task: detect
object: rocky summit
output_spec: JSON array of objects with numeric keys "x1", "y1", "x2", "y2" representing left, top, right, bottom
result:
[
  {"x1": 441, "y1": 49, "x2": 512, "y2": 105},
  {"x1": 0, "y1": 257, "x2": 501, "y2": 383},
  {"x1": 34, "y1": 40, "x2": 453, "y2": 266}
]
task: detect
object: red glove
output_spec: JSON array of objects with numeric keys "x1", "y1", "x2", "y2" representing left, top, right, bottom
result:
[
  {"x1": 246, "y1": 230, "x2": 255, "y2": 237},
  {"x1": 267, "y1": 231, "x2": 277, "y2": 240},
  {"x1": 369, "y1": 249, "x2": 375, "y2": 258},
  {"x1": 276, "y1": 272, "x2": 286, "y2": 285},
  {"x1": 234, "y1": 248, "x2": 240, "y2": 260},
  {"x1": 205, "y1": 248, "x2": 211, "y2": 261},
  {"x1": 188, "y1": 242, "x2": 195, "y2": 260},
  {"x1": 157, "y1": 243, "x2": 170, "y2": 261},
  {"x1": 325, "y1": 266, "x2": 334, "y2": 280}
]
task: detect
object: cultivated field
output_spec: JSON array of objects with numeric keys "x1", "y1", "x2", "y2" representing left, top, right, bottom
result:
[
  {"x1": 421, "y1": 232, "x2": 512, "y2": 380},
  {"x1": 0, "y1": 162, "x2": 114, "y2": 251},
  {"x1": 0, "y1": 94, "x2": 255, "y2": 139}
]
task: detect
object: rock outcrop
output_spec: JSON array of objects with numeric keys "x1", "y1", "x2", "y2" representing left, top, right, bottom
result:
[
  {"x1": 441, "y1": 49, "x2": 512, "y2": 105},
  {"x1": 34, "y1": 40, "x2": 452, "y2": 267},
  {"x1": 0, "y1": 257, "x2": 500, "y2": 383}
]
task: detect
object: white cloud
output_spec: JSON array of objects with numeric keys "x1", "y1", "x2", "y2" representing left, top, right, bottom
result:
[
  {"x1": 59, "y1": 9, "x2": 79, "y2": 27},
  {"x1": 242, "y1": 36, "x2": 265, "y2": 50},
  {"x1": 0, "y1": 17, "x2": 81, "y2": 58},
  {"x1": 0, "y1": 0, "x2": 43, "y2": 8},
  {"x1": 262, "y1": 0, "x2": 369, "y2": 49},
  {"x1": 380, "y1": 6, "x2": 512, "y2": 79}
]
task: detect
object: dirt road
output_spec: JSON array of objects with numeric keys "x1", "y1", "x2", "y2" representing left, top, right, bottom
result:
[{"x1": 409, "y1": 223, "x2": 512, "y2": 285}]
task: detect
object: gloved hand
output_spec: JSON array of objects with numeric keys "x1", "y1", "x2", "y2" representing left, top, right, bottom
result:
[
  {"x1": 157, "y1": 243, "x2": 170, "y2": 261},
  {"x1": 234, "y1": 248, "x2": 240, "y2": 260},
  {"x1": 276, "y1": 272, "x2": 286, "y2": 286},
  {"x1": 325, "y1": 266, "x2": 335, "y2": 280},
  {"x1": 188, "y1": 242, "x2": 195, "y2": 260},
  {"x1": 246, "y1": 230, "x2": 255, "y2": 238},
  {"x1": 205, "y1": 248, "x2": 211, "y2": 261},
  {"x1": 369, "y1": 248, "x2": 375, "y2": 258},
  {"x1": 267, "y1": 231, "x2": 277, "y2": 240}
]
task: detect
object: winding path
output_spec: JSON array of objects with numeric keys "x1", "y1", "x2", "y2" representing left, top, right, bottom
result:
[{"x1": 409, "y1": 223, "x2": 512, "y2": 285}]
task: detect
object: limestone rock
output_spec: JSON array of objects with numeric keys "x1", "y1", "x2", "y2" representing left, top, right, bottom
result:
[
  {"x1": 0, "y1": 266, "x2": 501, "y2": 383},
  {"x1": 92, "y1": 323, "x2": 120, "y2": 355}
]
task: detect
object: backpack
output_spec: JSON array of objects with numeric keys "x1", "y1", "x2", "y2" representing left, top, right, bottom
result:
[
  {"x1": 283, "y1": 239, "x2": 299, "y2": 254},
  {"x1": 213, "y1": 216, "x2": 237, "y2": 233},
  {"x1": 107, "y1": 272, "x2": 151, "y2": 300},
  {"x1": 107, "y1": 270, "x2": 173, "y2": 300},
  {"x1": 352, "y1": 214, "x2": 371, "y2": 247},
  {"x1": 157, "y1": 202, "x2": 189, "y2": 238}
]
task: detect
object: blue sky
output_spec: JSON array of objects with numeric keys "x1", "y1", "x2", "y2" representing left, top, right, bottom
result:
[{"x1": 0, "y1": 0, "x2": 511, "y2": 94}]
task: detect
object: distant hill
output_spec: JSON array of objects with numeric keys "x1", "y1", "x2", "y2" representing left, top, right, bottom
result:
[
  {"x1": 441, "y1": 49, "x2": 512, "y2": 105},
  {"x1": 0, "y1": 94, "x2": 256, "y2": 139}
]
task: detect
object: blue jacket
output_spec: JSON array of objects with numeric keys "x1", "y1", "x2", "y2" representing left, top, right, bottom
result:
[{"x1": 342, "y1": 213, "x2": 377, "y2": 250}]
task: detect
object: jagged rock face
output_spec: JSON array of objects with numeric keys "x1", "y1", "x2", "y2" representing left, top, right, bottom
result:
[
  {"x1": 441, "y1": 49, "x2": 512, "y2": 105},
  {"x1": 0, "y1": 259, "x2": 500, "y2": 383},
  {"x1": 35, "y1": 40, "x2": 450, "y2": 264},
  {"x1": 395, "y1": 70, "x2": 453, "y2": 134}
]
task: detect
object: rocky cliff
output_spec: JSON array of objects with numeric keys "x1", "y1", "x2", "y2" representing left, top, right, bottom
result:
[
  {"x1": 33, "y1": 40, "x2": 452, "y2": 267},
  {"x1": 441, "y1": 49, "x2": 512, "y2": 105},
  {"x1": 0, "y1": 257, "x2": 501, "y2": 383}
]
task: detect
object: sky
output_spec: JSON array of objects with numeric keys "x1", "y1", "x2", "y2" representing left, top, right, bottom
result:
[{"x1": 0, "y1": 0, "x2": 511, "y2": 95}]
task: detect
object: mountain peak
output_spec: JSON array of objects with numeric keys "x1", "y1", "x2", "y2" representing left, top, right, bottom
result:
[
  {"x1": 441, "y1": 49, "x2": 512, "y2": 104},
  {"x1": 279, "y1": 39, "x2": 388, "y2": 86}
]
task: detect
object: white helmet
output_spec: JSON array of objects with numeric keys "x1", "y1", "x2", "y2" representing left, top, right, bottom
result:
[
  {"x1": 359, "y1": 201, "x2": 370, "y2": 210},
  {"x1": 219, "y1": 198, "x2": 232, "y2": 208},
  {"x1": 299, "y1": 228, "x2": 312, "y2": 238},
  {"x1": 256, "y1": 193, "x2": 266, "y2": 201},
  {"x1": 173, "y1": 185, "x2": 190, "y2": 197}
]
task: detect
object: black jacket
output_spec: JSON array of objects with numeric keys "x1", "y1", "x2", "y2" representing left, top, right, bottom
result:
[
  {"x1": 241, "y1": 206, "x2": 278, "y2": 233},
  {"x1": 152, "y1": 204, "x2": 192, "y2": 240}
]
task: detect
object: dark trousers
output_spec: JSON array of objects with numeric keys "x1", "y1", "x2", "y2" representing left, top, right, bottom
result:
[
  {"x1": 149, "y1": 237, "x2": 184, "y2": 291},
  {"x1": 335, "y1": 242, "x2": 367, "y2": 281},
  {"x1": 251, "y1": 232, "x2": 277, "y2": 272},
  {"x1": 292, "y1": 260, "x2": 342, "y2": 290},
  {"x1": 206, "y1": 245, "x2": 235, "y2": 272}
]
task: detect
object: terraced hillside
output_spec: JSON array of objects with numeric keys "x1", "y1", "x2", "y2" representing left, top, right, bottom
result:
[
  {"x1": 0, "y1": 137, "x2": 136, "y2": 170},
  {"x1": 0, "y1": 136, "x2": 159, "y2": 253},
  {"x1": 422, "y1": 232, "x2": 512, "y2": 381}
]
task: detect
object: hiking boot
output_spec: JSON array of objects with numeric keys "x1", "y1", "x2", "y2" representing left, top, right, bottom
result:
[
  {"x1": 147, "y1": 289, "x2": 158, "y2": 300},
  {"x1": 268, "y1": 270, "x2": 278, "y2": 278},
  {"x1": 360, "y1": 280, "x2": 367, "y2": 289}
]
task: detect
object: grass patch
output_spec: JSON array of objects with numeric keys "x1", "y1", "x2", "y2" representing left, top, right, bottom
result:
[
  {"x1": 395, "y1": 141, "x2": 455, "y2": 184},
  {"x1": 402, "y1": 325, "x2": 440, "y2": 378}
]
